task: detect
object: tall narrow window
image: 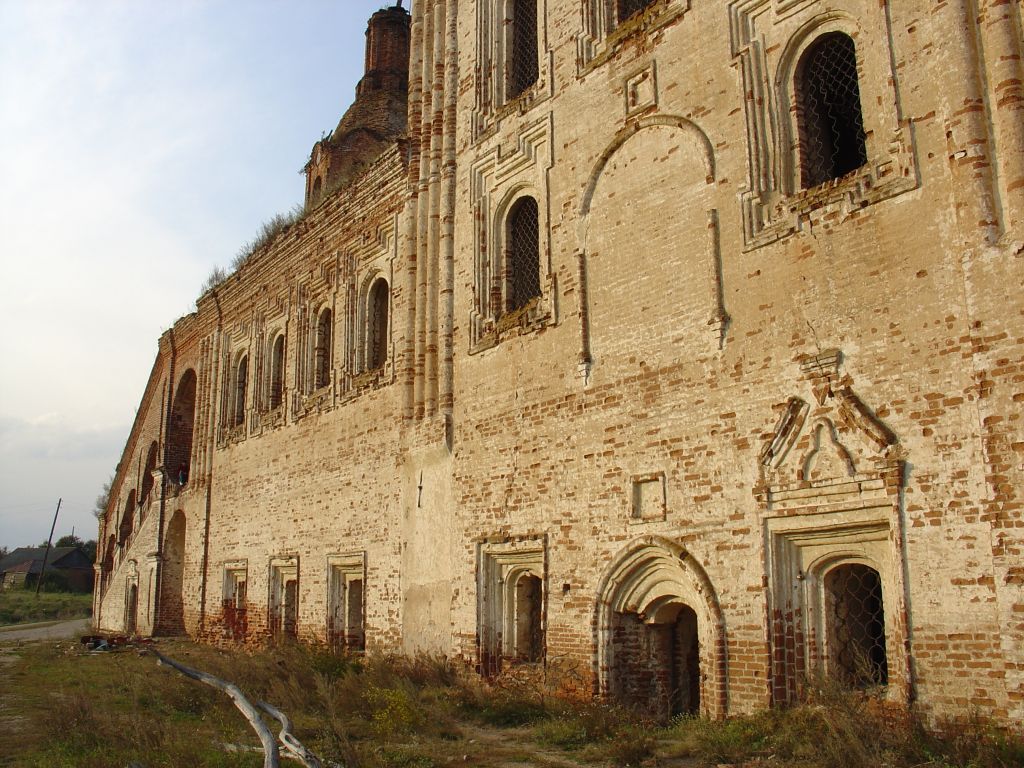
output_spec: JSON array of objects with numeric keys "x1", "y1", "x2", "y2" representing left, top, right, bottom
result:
[
  {"x1": 314, "y1": 308, "x2": 332, "y2": 390},
  {"x1": 269, "y1": 334, "x2": 285, "y2": 409},
  {"x1": 140, "y1": 441, "x2": 158, "y2": 509},
  {"x1": 617, "y1": 0, "x2": 656, "y2": 24},
  {"x1": 507, "y1": 0, "x2": 538, "y2": 101},
  {"x1": 505, "y1": 196, "x2": 541, "y2": 313},
  {"x1": 234, "y1": 355, "x2": 248, "y2": 427},
  {"x1": 796, "y1": 32, "x2": 867, "y2": 189},
  {"x1": 367, "y1": 279, "x2": 390, "y2": 371}
]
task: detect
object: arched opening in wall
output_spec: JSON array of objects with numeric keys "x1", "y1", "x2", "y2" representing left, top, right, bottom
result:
[
  {"x1": 126, "y1": 582, "x2": 138, "y2": 635},
  {"x1": 823, "y1": 563, "x2": 887, "y2": 688},
  {"x1": 596, "y1": 538, "x2": 723, "y2": 720},
  {"x1": 312, "y1": 175, "x2": 323, "y2": 202},
  {"x1": 140, "y1": 441, "x2": 159, "y2": 513},
  {"x1": 167, "y1": 370, "x2": 196, "y2": 487},
  {"x1": 616, "y1": 0, "x2": 656, "y2": 24},
  {"x1": 101, "y1": 534, "x2": 116, "y2": 592},
  {"x1": 159, "y1": 510, "x2": 187, "y2": 635},
  {"x1": 795, "y1": 32, "x2": 867, "y2": 189},
  {"x1": 504, "y1": 196, "x2": 540, "y2": 314},
  {"x1": 234, "y1": 354, "x2": 248, "y2": 427},
  {"x1": 118, "y1": 490, "x2": 136, "y2": 546},
  {"x1": 314, "y1": 308, "x2": 333, "y2": 390},
  {"x1": 610, "y1": 603, "x2": 700, "y2": 719},
  {"x1": 366, "y1": 278, "x2": 390, "y2": 371},
  {"x1": 513, "y1": 572, "x2": 543, "y2": 662},
  {"x1": 269, "y1": 334, "x2": 285, "y2": 409},
  {"x1": 507, "y1": 0, "x2": 538, "y2": 101}
]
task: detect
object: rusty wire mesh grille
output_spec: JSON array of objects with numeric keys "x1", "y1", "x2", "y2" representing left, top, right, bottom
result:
[
  {"x1": 797, "y1": 33, "x2": 867, "y2": 188},
  {"x1": 506, "y1": 197, "x2": 541, "y2": 313},
  {"x1": 825, "y1": 563, "x2": 888, "y2": 688},
  {"x1": 508, "y1": 0, "x2": 539, "y2": 100},
  {"x1": 617, "y1": 0, "x2": 656, "y2": 24}
]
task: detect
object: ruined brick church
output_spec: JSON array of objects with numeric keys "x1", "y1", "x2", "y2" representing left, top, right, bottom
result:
[{"x1": 96, "y1": 0, "x2": 1024, "y2": 722}]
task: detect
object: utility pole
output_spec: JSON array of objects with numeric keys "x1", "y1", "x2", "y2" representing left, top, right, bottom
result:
[{"x1": 35, "y1": 498, "x2": 61, "y2": 596}]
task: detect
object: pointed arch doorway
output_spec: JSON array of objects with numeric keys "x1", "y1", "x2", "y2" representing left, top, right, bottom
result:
[{"x1": 595, "y1": 536, "x2": 727, "y2": 720}]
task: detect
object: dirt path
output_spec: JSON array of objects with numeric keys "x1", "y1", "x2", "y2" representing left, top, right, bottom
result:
[{"x1": 0, "y1": 617, "x2": 91, "y2": 643}]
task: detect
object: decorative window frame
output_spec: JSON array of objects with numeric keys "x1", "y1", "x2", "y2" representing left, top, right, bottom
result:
[
  {"x1": 765, "y1": 509, "x2": 903, "y2": 699},
  {"x1": 477, "y1": 536, "x2": 547, "y2": 674},
  {"x1": 469, "y1": 115, "x2": 556, "y2": 353},
  {"x1": 578, "y1": 0, "x2": 690, "y2": 74},
  {"x1": 473, "y1": 0, "x2": 553, "y2": 142},
  {"x1": 218, "y1": 333, "x2": 252, "y2": 447},
  {"x1": 294, "y1": 289, "x2": 338, "y2": 418},
  {"x1": 222, "y1": 560, "x2": 249, "y2": 640},
  {"x1": 755, "y1": 350, "x2": 912, "y2": 704},
  {"x1": 327, "y1": 552, "x2": 367, "y2": 652},
  {"x1": 348, "y1": 270, "x2": 395, "y2": 393},
  {"x1": 728, "y1": 0, "x2": 917, "y2": 250},
  {"x1": 255, "y1": 326, "x2": 288, "y2": 431},
  {"x1": 268, "y1": 554, "x2": 300, "y2": 639}
]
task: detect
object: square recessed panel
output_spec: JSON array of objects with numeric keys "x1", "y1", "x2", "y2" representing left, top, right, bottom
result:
[
  {"x1": 631, "y1": 473, "x2": 666, "y2": 521},
  {"x1": 626, "y1": 66, "x2": 657, "y2": 116}
]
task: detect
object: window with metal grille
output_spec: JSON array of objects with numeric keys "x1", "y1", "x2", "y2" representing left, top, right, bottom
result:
[
  {"x1": 505, "y1": 196, "x2": 541, "y2": 313},
  {"x1": 234, "y1": 355, "x2": 248, "y2": 427},
  {"x1": 507, "y1": 0, "x2": 538, "y2": 100},
  {"x1": 824, "y1": 563, "x2": 888, "y2": 688},
  {"x1": 269, "y1": 334, "x2": 285, "y2": 409},
  {"x1": 367, "y1": 279, "x2": 389, "y2": 371},
  {"x1": 314, "y1": 309, "x2": 332, "y2": 389},
  {"x1": 796, "y1": 32, "x2": 867, "y2": 189},
  {"x1": 617, "y1": 0, "x2": 656, "y2": 24}
]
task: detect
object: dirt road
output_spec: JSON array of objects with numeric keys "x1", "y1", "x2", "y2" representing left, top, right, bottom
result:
[{"x1": 0, "y1": 618, "x2": 91, "y2": 643}]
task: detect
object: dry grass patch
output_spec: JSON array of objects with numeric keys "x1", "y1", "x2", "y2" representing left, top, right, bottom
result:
[{"x1": 1, "y1": 639, "x2": 1021, "y2": 768}]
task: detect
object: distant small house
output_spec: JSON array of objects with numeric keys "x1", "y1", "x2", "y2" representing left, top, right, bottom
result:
[{"x1": 0, "y1": 547, "x2": 94, "y2": 592}]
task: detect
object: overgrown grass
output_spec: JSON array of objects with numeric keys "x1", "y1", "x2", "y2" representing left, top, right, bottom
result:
[
  {"x1": 1, "y1": 639, "x2": 1021, "y2": 768},
  {"x1": 0, "y1": 589, "x2": 92, "y2": 626}
]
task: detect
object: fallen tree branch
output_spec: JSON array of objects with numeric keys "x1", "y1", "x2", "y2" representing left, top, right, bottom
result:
[
  {"x1": 258, "y1": 701, "x2": 323, "y2": 768},
  {"x1": 147, "y1": 648, "x2": 281, "y2": 768}
]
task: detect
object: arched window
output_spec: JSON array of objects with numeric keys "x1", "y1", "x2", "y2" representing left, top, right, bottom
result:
[
  {"x1": 617, "y1": 0, "x2": 656, "y2": 24},
  {"x1": 795, "y1": 32, "x2": 867, "y2": 189},
  {"x1": 314, "y1": 308, "x2": 332, "y2": 390},
  {"x1": 167, "y1": 370, "x2": 196, "y2": 485},
  {"x1": 505, "y1": 196, "x2": 541, "y2": 313},
  {"x1": 367, "y1": 279, "x2": 390, "y2": 371},
  {"x1": 507, "y1": 0, "x2": 538, "y2": 101},
  {"x1": 824, "y1": 563, "x2": 887, "y2": 688},
  {"x1": 234, "y1": 354, "x2": 248, "y2": 427},
  {"x1": 140, "y1": 441, "x2": 158, "y2": 510},
  {"x1": 118, "y1": 490, "x2": 136, "y2": 545},
  {"x1": 312, "y1": 175, "x2": 323, "y2": 201},
  {"x1": 269, "y1": 334, "x2": 285, "y2": 409}
]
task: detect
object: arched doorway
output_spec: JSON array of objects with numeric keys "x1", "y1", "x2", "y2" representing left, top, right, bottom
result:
[
  {"x1": 159, "y1": 510, "x2": 187, "y2": 635},
  {"x1": 595, "y1": 536, "x2": 725, "y2": 720}
]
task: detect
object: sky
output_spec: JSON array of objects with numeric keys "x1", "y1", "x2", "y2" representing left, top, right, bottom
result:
[{"x1": 0, "y1": 0, "x2": 396, "y2": 550}]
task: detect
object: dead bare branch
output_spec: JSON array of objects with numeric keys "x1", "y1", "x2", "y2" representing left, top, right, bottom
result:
[
  {"x1": 258, "y1": 701, "x2": 324, "y2": 768},
  {"x1": 147, "y1": 648, "x2": 281, "y2": 768}
]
